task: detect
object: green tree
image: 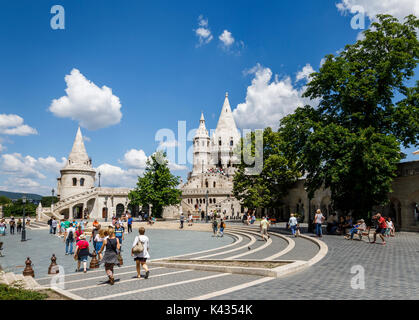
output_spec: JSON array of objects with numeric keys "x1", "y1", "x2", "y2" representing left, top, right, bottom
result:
[
  {"x1": 3, "y1": 199, "x2": 37, "y2": 217},
  {"x1": 279, "y1": 14, "x2": 419, "y2": 219},
  {"x1": 41, "y1": 196, "x2": 59, "y2": 207},
  {"x1": 233, "y1": 127, "x2": 300, "y2": 213},
  {"x1": 128, "y1": 151, "x2": 182, "y2": 218},
  {"x1": 0, "y1": 196, "x2": 12, "y2": 206}
]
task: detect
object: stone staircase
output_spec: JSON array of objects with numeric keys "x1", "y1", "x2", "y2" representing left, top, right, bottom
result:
[{"x1": 0, "y1": 271, "x2": 40, "y2": 290}]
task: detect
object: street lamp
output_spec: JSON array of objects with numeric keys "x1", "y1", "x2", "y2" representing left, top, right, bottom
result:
[
  {"x1": 98, "y1": 172, "x2": 101, "y2": 188},
  {"x1": 21, "y1": 196, "x2": 27, "y2": 242},
  {"x1": 205, "y1": 189, "x2": 209, "y2": 223},
  {"x1": 104, "y1": 196, "x2": 108, "y2": 222}
]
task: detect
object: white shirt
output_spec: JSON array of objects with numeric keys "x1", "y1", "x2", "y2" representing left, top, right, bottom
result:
[
  {"x1": 66, "y1": 227, "x2": 76, "y2": 240},
  {"x1": 51, "y1": 220, "x2": 58, "y2": 228},
  {"x1": 94, "y1": 234, "x2": 105, "y2": 242},
  {"x1": 315, "y1": 213, "x2": 324, "y2": 224},
  {"x1": 132, "y1": 235, "x2": 150, "y2": 259},
  {"x1": 289, "y1": 216, "x2": 298, "y2": 226}
]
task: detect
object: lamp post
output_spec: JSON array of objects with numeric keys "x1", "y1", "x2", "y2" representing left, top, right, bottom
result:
[
  {"x1": 98, "y1": 172, "x2": 101, "y2": 188},
  {"x1": 21, "y1": 196, "x2": 27, "y2": 242},
  {"x1": 51, "y1": 189, "x2": 55, "y2": 215},
  {"x1": 205, "y1": 189, "x2": 209, "y2": 223},
  {"x1": 104, "y1": 196, "x2": 108, "y2": 222}
]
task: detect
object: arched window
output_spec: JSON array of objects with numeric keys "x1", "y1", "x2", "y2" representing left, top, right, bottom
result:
[
  {"x1": 80, "y1": 178, "x2": 85, "y2": 187},
  {"x1": 218, "y1": 138, "x2": 222, "y2": 146},
  {"x1": 209, "y1": 199, "x2": 212, "y2": 204},
  {"x1": 213, "y1": 198, "x2": 216, "y2": 203},
  {"x1": 205, "y1": 180, "x2": 208, "y2": 188},
  {"x1": 230, "y1": 139, "x2": 233, "y2": 146},
  {"x1": 213, "y1": 182, "x2": 216, "y2": 188},
  {"x1": 72, "y1": 178, "x2": 77, "y2": 186}
]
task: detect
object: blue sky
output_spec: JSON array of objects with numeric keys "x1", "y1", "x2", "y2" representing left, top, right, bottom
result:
[{"x1": 0, "y1": 0, "x2": 417, "y2": 195}]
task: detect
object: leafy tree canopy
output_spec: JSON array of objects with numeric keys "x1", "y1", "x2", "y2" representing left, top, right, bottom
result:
[{"x1": 128, "y1": 151, "x2": 181, "y2": 218}]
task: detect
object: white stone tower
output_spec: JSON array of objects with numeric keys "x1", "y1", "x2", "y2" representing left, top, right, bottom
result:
[
  {"x1": 57, "y1": 127, "x2": 96, "y2": 200},
  {"x1": 210, "y1": 92, "x2": 241, "y2": 174},
  {"x1": 192, "y1": 113, "x2": 211, "y2": 176}
]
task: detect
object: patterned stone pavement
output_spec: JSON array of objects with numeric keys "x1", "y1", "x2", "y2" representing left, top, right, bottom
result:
[{"x1": 214, "y1": 231, "x2": 419, "y2": 300}]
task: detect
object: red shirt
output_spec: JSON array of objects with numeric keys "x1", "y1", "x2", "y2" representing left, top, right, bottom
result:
[
  {"x1": 76, "y1": 240, "x2": 89, "y2": 249},
  {"x1": 75, "y1": 230, "x2": 83, "y2": 240},
  {"x1": 378, "y1": 217, "x2": 387, "y2": 229}
]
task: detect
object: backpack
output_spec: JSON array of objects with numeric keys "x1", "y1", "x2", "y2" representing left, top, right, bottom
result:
[
  {"x1": 67, "y1": 230, "x2": 74, "y2": 241},
  {"x1": 132, "y1": 236, "x2": 144, "y2": 254}
]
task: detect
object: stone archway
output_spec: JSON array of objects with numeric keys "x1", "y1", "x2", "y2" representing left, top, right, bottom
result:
[
  {"x1": 73, "y1": 203, "x2": 84, "y2": 219},
  {"x1": 408, "y1": 190, "x2": 419, "y2": 227},
  {"x1": 60, "y1": 208, "x2": 69, "y2": 220}
]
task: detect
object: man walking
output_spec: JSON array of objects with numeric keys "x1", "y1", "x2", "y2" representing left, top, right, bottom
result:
[
  {"x1": 127, "y1": 215, "x2": 133, "y2": 233},
  {"x1": 180, "y1": 213, "x2": 185, "y2": 229},
  {"x1": 64, "y1": 223, "x2": 76, "y2": 255},
  {"x1": 260, "y1": 216, "x2": 271, "y2": 241},
  {"x1": 48, "y1": 217, "x2": 53, "y2": 234},
  {"x1": 9, "y1": 217, "x2": 15, "y2": 235},
  {"x1": 288, "y1": 214, "x2": 298, "y2": 237},
  {"x1": 371, "y1": 213, "x2": 387, "y2": 245},
  {"x1": 51, "y1": 217, "x2": 58, "y2": 235}
]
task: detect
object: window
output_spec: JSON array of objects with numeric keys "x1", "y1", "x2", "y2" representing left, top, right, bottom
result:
[
  {"x1": 213, "y1": 198, "x2": 216, "y2": 203},
  {"x1": 205, "y1": 180, "x2": 208, "y2": 188},
  {"x1": 72, "y1": 178, "x2": 77, "y2": 186},
  {"x1": 219, "y1": 138, "x2": 222, "y2": 146},
  {"x1": 230, "y1": 139, "x2": 233, "y2": 146},
  {"x1": 80, "y1": 178, "x2": 85, "y2": 187},
  {"x1": 213, "y1": 182, "x2": 216, "y2": 188}
]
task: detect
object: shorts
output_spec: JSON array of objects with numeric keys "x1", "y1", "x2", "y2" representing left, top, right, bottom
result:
[
  {"x1": 78, "y1": 255, "x2": 88, "y2": 262},
  {"x1": 134, "y1": 257, "x2": 147, "y2": 263},
  {"x1": 375, "y1": 228, "x2": 386, "y2": 235},
  {"x1": 261, "y1": 228, "x2": 268, "y2": 235}
]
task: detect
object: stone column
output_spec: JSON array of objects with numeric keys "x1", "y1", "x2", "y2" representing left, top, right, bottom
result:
[
  {"x1": 69, "y1": 205, "x2": 74, "y2": 220},
  {"x1": 37, "y1": 203, "x2": 43, "y2": 221}
]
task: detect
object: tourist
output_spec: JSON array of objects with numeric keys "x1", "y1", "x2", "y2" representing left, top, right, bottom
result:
[
  {"x1": 64, "y1": 223, "x2": 76, "y2": 255},
  {"x1": 314, "y1": 209, "x2": 325, "y2": 238},
  {"x1": 385, "y1": 217, "x2": 394, "y2": 237},
  {"x1": 180, "y1": 212, "x2": 185, "y2": 229},
  {"x1": 16, "y1": 219, "x2": 22, "y2": 233},
  {"x1": 250, "y1": 213, "x2": 256, "y2": 225},
  {"x1": 218, "y1": 219, "x2": 226, "y2": 237},
  {"x1": 188, "y1": 213, "x2": 193, "y2": 226},
  {"x1": 98, "y1": 229, "x2": 121, "y2": 285},
  {"x1": 59, "y1": 219, "x2": 66, "y2": 236},
  {"x1": 127, "y1": 215, "x2": 133, "y2": 233},
  {"x1": 75, "y1": 225, "x2": 83, "y2": 242},
  {"x1": 64, "y1": 219, "x2": 70, "y2": 230},
  {"x1": 201, "y1": 210, "x2": 205, "y2": 221},
  {"x1": 326, "y1": 213, "x2": 338, "y2": 234},
  {"x1": 288, "y1": 214, "x2": 298, "y2": 237},
  {"x1": 94, "y1": 229, "x2": 106, "y2": 260},
  {"x1": 26, "y1": 216, "x2": 31, "y2": 226},
  {"x1": 0, "y1": 220, "x2": 6, "y2": 236},
  {"x1": 212, "y1": 218, "x2": 218, "y2": 237},
  {"x1": 92, "y1": 219, "x2": 99, "y2": 229},
  {"x1": 9, "y1": 217, "x2": 15, "y2": 235},
  {"x1": 131, "y1": 227, "x2": 150, "y2": 279},
  {"x1": 48, "y1": 217, "x2": 53, "y2": 234},
  {"x1": 90, "y1": 224, "x2": 100, "y2": 249},
  {"x1": 51, "y1": 217, "x2": 58, "y2": 235},
  {"x1": 72, "y1": 219, "x2": 78, "y2": 229},
  {"x1": 371, "y1": 213, "x2": 387, "y2": 245},
  {"x1": 260, "y1": 216, "x2": 270, "y2": 241},
  {"x1": 388, "y1": 217, "x2": 395, "y2": 237},
  {"x1": 74, "y1": 234, "x2": 90, "y2": 273},
  {"x1": 345, "y1": 219, "x2": 366, "y2": 240},
  {"x1": 115, "y1": 222, "x2": 124, "y2": 246}
]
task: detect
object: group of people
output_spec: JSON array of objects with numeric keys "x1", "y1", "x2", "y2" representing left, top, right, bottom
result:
[
  {"x1": 211, "y1": 218, "x2": 226, "y2": 237},
  {"x1": 61, "y1": 218, "x2": 151, "y2": 285},
  {"x1": 206, "y1": 167, "x2": 226, "y2": 175},
  {"x1": 0, "y1": 217, "x2": 24, "y2": 236}
]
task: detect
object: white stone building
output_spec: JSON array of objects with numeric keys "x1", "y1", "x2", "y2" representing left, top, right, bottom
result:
[
  {"x1": 178, "y1": 93, "x2": 242, "y2": 218},
  {"x1": 38, "y1": 127, "x2": 132, "y2": 221}
]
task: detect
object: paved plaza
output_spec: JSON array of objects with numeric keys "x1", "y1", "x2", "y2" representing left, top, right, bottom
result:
[{"x1": 1, "y1": 221, "x2": 418, "y2": 300}]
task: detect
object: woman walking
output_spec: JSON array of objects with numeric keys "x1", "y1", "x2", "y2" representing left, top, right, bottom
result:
[
  {"x1": 98, "y1": 230, "x2": 120, "y2": 285},
  {"x1": 75, "y1": 225, "x2": 83, "y2": 242},
  {"x1": 314, "y1": 209, "x2": 325, "y2": 238},
  {"x1": 16, "y1": 219, "x2": 22, "y2": 233},
  {"x1": 131, "y1": 227, "x2": 150, "y2": 279},
  {"x1": 74, "y1": 234, "x2": 90, "y2": 273},
  {"x1": 94, "y1": 229, "x2": 106, "y2": 260}
]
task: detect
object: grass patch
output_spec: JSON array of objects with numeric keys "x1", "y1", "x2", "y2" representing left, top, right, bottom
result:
[{"x1": 0, "y1": 284, "x2": 48, "y2": 300}]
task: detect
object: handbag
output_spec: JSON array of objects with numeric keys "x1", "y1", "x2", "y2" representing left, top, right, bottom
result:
[{"x1": 132, "y1": 237, "x2": 144, "y2": 254}]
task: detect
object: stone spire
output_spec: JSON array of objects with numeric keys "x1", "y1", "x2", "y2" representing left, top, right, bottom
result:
[
  {"x1": 65, "y1": 127, "x2": 91, "y2": 168},
  {"x1": 215, "y1": 92, "x2": 238, "y2": 133},
  {"x1": 195, "y1": 112, "x2": 209, "y2": 138}
]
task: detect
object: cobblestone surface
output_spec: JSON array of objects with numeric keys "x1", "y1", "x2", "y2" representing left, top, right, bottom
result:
[{"x1": 213, "y1": 232, "x2": 419, "y2": 300}]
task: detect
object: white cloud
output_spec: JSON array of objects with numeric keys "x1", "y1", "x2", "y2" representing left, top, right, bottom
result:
[
  {"x1": 0, "y1": 114, "x2": 38, "y2": 136},
  {"x1": 195, "y1": 15, "x2": 213, "y2": 46},
  {"x1": 336, "y1": 0, "x2": 419, "y2": 22},
  {"x1": 96, "y1": 163, "x2": 140, "y2": 188},
  {"x1": 49, "y1": 69, "x2": 123, "y2": 131},
  {"x1": 119, "y1": 148, "x2": 148, "y2": 169},
  {"x1": 37, "y1": 156, "x2": 67, "y2": 172},
  {"x1": 232, "y1": 64, "x2": 317, "y2": 130},
  {"x1": 219, "y1": 30, "x2": 235, "y2": 47},
  {"x1": 296, "y1": 64, "x2": 315, "y2": 82}
]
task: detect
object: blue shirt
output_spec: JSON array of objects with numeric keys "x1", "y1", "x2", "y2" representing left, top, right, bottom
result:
[
  {"x1": 115, "y1": 227, "x2": 124, "y2": 238},
  {"x1": 128, "y1": 218, "x2": 133, "y2": 225}
]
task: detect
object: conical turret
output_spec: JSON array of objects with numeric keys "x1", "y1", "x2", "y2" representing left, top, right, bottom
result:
[
  {"x1": 65, "y1": 127, "x2": 92, "y2": 168},
  {"x1": 215, "y1": 92, "x2": 238, "y2": 133}
]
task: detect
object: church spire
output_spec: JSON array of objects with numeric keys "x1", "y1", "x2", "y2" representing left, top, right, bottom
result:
[{"x1": 66, "y1": 127, "x2": 91, "y2": 168}]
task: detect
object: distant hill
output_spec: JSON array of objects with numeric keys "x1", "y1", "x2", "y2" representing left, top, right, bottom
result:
[{"x1": 0, "y1": 191, "x2": 43, "y2": 201}]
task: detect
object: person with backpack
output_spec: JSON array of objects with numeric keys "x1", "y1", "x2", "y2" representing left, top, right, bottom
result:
[
  {"x1": 74, "y1": 234, "x2": 90, "y2": 273},
  {"x1": 131, "y1": 227, "x2": 150, "y2": 279},
  {"x1": 64, "y1": 223, "x2": 76, "y2": 255},
  {"x1": 51, "y1": 218, "x2": 58, "y2": 235},
  {"x1": 180, "y1": 213, "x2": 185, "y2": 229},
  {"x1": 98, "y1": 230, "x2": 121, "y2": 285},
  {"x1": 48, "y1": 218, "x2": 53, "y2": 234},
  {"x1": 218, "y1": 219, "x2": 226, "y2": 237},
  {"x1": 212, "y1": 218, "x2": 218, "y2": 237}
]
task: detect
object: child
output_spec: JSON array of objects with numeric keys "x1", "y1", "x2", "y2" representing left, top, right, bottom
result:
[{"x1": 218, "y1": 219, "x2": 226, "y2": 237}]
